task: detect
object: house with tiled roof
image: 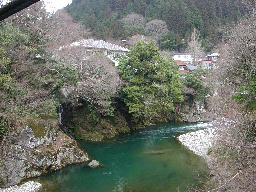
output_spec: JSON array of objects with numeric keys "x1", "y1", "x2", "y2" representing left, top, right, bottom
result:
[
  {"x1": 175, "y1": 60, "x2": 189, "y2": 73},
  {"x1": 59, "y1": 39, "x2": 129, "y2": 66}
]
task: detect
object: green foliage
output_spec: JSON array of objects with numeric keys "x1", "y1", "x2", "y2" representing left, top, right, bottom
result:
[
  {"x1": 0, "y1": 47, "x2": 11, "y2": 65},
  {"x1": 66, "y1": 0, "x2": 246, "y2": 50},
  {"x1": 0, "y1": 22, "x2": 79, "y2": 120},
  {"x1": 27, "y1": 119, "x2": 46, "y2": 138},
  {"x1": 36, "y1": 99, "x2": 58, "y2": 119},
  {"x1": 184, "y1": 70, "x2": 210, "y2": 101},
  {"x1": 118, "y1": 41, "x2": 183, "y2": 125},
  {"x1": 85, "y1": 104, "x2": 101, "y2": 126},
  {"x1": 232, "y1": 77, "x2": 256, "y2": 112},
  {"x1": 0, "y1": 24, "x2": 28, "y2": 46},
  {"x1": 0, "y1": 74, "x2": 12, "y2": 91},
  {"x1": 47, "y1": 61, "x2": 78, "y2": 89},
  {"x1": 158, "y1": 31, "x2": 185, "y2": 51}
]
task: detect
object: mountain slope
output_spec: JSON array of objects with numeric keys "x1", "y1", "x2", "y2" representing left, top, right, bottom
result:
[{"x1": 66, "y1": 0, "x2": 246, "y2": 51}]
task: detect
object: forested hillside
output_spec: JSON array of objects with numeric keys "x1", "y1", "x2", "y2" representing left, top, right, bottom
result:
[{"x1": 66, "y1": 0, "x2": 246, "y2": 51}]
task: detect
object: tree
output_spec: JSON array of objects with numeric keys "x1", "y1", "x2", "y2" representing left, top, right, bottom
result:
[
  {"x1": 66, "y1": 0, "x2": 246, "y2": 50},
  {"x1": 118, "y1": 41, "x2": 183, "y2": 126},
  {"x1": 145, "y1": 19, "x2": 169, "y2": 41},
  {"x1": 55, "y1": 45, "x2": 122, "y2": 116},
  {"x1": 121, "y1": 13, "x2": 145, "y2": 35},
  {"x1": 0, "y1": 2, "x2": 78, "y2": 119},
  {"x1": 127, "y1": 34, "x2": 156, "y2": 47},
  {"x1": 183, "y1": 69, "x2": 210, "y2": 102},
  {"x1": 47, "y1": 10, "x2": 90, "y2": 50},
  {"x1": 186, "y1": 28, "x2": 204, "y2": 65},
  {"x1": 205, "y1": 2, "x2": 256, "y2": 191},
  {"x1": 218, "y1": 8, "x2": 256, "y2": 112},
  {"x1": 158, "y1": 31, "x2": 179, "y2": 50}
]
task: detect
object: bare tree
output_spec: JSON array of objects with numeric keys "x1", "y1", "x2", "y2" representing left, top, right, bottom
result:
[
  {"x1": 127, "y1": 34, "x2": 156, "y2": 47},
  {"x1": 145, "y1": 19, "x2": 169, "y2": 40},
  {"x1": 206, "y1": 4, "x2": 256, "y2": 191},
  {"x1": 186, "y1": 28, "x2": 204, "y2": 65},
  {"x1": 56, "y1": 46, "x2": 122, "y2": 115},
  {"x1": 121, "y1": 13, "x2": 145, "y2": 31},
  {"x1": 47, "y1": 10, "x2": 90, "y2": 50}
]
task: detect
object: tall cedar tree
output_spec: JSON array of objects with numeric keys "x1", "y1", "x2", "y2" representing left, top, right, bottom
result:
[{"x1": 118, "y1": 41, "x2": 183, "y2": 126}]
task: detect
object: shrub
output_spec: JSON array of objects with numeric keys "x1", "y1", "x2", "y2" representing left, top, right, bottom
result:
[{"x1": 183, "y1": 70, "x2": 211, "y2": 102}]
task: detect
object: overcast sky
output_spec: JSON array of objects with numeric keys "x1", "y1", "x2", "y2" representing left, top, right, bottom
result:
[
  {"x1": 1, "y1": 0, "x2": 72, "y2": 12},
  {"x1": 43, "y1": 0, "x2": 72, "y2": 12}
]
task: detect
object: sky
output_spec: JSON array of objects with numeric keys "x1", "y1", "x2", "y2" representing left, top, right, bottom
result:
[
  {"x1": 43, "y1": 0, "x2": 72, "y2": 13},
  {"x1": 0, "y1": 0, "x2": 72, "y2": 12}
]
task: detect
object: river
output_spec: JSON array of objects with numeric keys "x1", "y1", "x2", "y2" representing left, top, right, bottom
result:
[{"x1": 37, "y1": 123, "x2": 209, "y2": 192}]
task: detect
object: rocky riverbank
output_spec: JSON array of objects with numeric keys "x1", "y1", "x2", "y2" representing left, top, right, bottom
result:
[
  {"x1": 0, "y1": 120, "x2": 89, "y2": 188},
  {"x1": 177, "y1": 119, "x2": 235, "y2": 161},
  {"x1": 0, "y1": 181, "x2": 41, "y2": 192},
  {"x1": 178, "y1": 123, "x2": 217, "y2": 160}
]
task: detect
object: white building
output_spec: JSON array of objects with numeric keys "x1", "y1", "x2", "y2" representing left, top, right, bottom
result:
[
  {"x1": 59, "y1": 39, "x2": 129, "y2": 66},
  {"x1": 207, "y1": 53, "x2": 219, "y2": 62},
  {"x1": 173, "y1": 54, "x2": 193, "y2": 64}
]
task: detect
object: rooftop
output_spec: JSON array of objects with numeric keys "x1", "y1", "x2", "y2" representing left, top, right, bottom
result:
[
  {"x1": 175, "y1": 60, "x2": 186, "y2": 66},
  {"x1": 60, "y1": 39, "x2": 129, "y2": 52}
]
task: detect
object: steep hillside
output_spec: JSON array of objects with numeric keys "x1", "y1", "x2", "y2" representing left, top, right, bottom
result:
[{"x1": 66, "y1": 0, "x2": 246, "y2": 51}]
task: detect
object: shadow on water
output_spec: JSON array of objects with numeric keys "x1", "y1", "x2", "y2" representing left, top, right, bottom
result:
[{"x1": 37, "y1": 123, "x2": 209, "y2": 192}]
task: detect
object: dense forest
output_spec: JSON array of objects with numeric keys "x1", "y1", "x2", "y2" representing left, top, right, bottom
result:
[{"x1": 66, "y1": 0, "x2": 246, "y2": 51}]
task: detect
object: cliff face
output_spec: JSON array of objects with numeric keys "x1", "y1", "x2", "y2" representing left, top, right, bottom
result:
[
  {"x1": 180, "y1": 96, "x2": 218, "y2": 123},
  {"x1": 61, "y1": 101, "x2": 131, "y2": 142},
  {"x1": 0, "y1": 120, "x2": 89, "y2": 187}
]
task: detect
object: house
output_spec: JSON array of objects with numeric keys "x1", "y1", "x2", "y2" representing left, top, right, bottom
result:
[
  {"x1": 186, "y1": 65, "x2": 197, "y2": 71},
  {"x1": 59, "y1": 39, "x2": 129, "y2": 66},
  {"x1": 201, "y1": 57, "x2": 212, "y2": 69},
  {"x1": 207, "y1": 53, "x2": 219, "y2": 62},
  {"x1": 175, "y1": 60, "x2": 188, "y2": 73},
  {"x1": 173, "y1": 53, "x2": 193, "y2": 64},
  {"x1": 173, "y1": 53, "x2": 197, "y2": 73},
  {"x1": 201, "y1": 53, "x2": 220, "y2": 69}
]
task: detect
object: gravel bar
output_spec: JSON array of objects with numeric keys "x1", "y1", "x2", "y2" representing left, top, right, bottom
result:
[{"x1": 0, "y1": 181, "x2": 41, "y2": 192}]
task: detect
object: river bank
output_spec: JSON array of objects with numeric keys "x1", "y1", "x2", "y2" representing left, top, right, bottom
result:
[
  {"x1": 0, "y1": 181, "x2": 41, "y2": 192},
  {"x1": 177, "y1": 122, "x2": 217, "y2": 160},
  {"x1": 0, "y1": 122, "x2": 217, "y2": 192},
  {"x1": 29, "y1": 123, "x2": 210, "y2": 192}
]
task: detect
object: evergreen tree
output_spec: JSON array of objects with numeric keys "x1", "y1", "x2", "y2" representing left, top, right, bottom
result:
[{"x1": 118, "y1": 41, "x2": 183, "y2": 126}]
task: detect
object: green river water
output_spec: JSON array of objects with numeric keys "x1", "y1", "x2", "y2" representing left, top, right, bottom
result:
[{"x1": 37, "y1": 123, "x2": 209, "y2": 192}]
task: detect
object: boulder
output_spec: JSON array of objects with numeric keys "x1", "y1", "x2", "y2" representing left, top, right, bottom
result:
[
  {"x1": 87, "y1": 160, "x2": 101, "y2": 168},
  {"x1": 0, "y1": 121, "x2": 89, "y2": 187}
]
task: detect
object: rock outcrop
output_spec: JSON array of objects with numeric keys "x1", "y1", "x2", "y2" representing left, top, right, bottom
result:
[
  {"x1": 87, "y1": 160, "x2": 101, "y2": 168},
  {"x1": 0, "y1": 120, "x2": 89, "y2": 187},
  {"x1": 180, "y1": 97, "x2": 218, "y2": 123}
]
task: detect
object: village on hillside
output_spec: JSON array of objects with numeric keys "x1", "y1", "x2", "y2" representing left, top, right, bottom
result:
[
  {"x1": 173, "y1": 52, "x2": 220, "y2": 73},
  {"x1": 59, "y1": 38, "x2": 219, "y2": 72}
]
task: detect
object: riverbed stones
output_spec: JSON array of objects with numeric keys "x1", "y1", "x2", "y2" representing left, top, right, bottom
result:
[
  {"x1": 178, "y1": 124, "x2": 217, "y2": 159},
  {"x1": 0, "y1": 181, "x2": 41, "y2": 192}
]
